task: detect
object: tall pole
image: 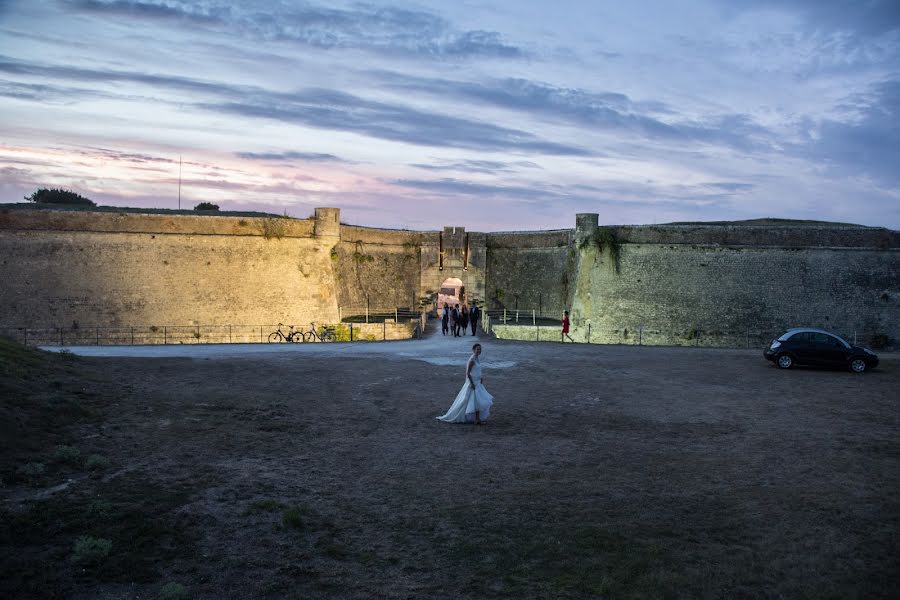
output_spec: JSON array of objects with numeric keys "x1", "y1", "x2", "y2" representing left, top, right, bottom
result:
[{"x1": 178, "y1": 155, "x2": 182, "y2": 210}]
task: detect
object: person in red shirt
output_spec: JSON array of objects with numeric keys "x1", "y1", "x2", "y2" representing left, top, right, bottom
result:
[{"x1": 562, "y1": 310, "x2": 574, "y2": 343}]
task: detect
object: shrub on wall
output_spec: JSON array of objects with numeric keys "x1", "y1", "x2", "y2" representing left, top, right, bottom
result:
[
  {"x1": 578, "y1": 227, "x2": 622, "y2": 273},
  {"x1": 259, "y1": 217, "x2": 287, "y2": 239},
  {"x1": 330, "y1": 323, "x2": 351, "y2": 341},
  {"x1": 25, "y1": 188, "x2": 95, "y2": 206}
]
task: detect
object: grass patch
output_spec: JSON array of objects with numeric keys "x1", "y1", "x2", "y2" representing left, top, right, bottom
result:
[
  {"x1": 316, "y1": 536, "x2": 351, "y2": 560},
  {"x1": 15, "y1": 462, "x2": 46, "y2": 484},
  {"x1": 0, "y1": 335, "x2": 48, "y2": 380},
  {"x1": 449, "y1": 522, "x2": 677, "y2": 598},
  {"x1": 1, "y1": 473, "x2": 199, "y2": 596},
  {"x1": 70, "y1": 535, "x2": 112, "y2": 566},
  {"x1": 249, "y1": 498, "x2": 285, "y2": 513},
  {"x1": 158, "y1": 581, "x2": 190, "y2": 600},
  {"x1": 86, "y1": 454, "x2": 111, "y2": 471},
  {"x1": 52, "y1": 445, "x2": 82, "y2": 465},
  {"x1": 282, "y1": 505, "x2": 307, "y2": 529},
  {"x1": 87, "y1": 499, "x2": 113, "y2": 520},
  {"x1": 0, "y1": 338, "x2": 103, "y2": 475}
]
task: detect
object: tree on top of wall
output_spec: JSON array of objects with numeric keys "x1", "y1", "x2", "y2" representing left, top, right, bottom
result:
[
  {"x1": 25, "y1": 188, "x2": 95, "y2": 206},
  {"x1": 194, "y1": 202, "x2": 220, "y2": 211}
]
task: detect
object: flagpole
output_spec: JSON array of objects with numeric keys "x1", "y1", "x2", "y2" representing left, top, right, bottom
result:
[{"x1": 178, "y1": 155, "x2": 182, "y2": 210}]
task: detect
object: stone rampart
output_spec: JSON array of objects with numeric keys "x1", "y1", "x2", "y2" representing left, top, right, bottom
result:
[
  {"x1": 569, "y1": 241, "x2": 898, "y2": 347},
  {"x1": 0, "y1": 208, "x2": 315, "y2": 237},
  {"x1": 484, "y1": 230, "x2": 574, "y2": 316},
  {"x1": 614, "y1": 224, "x2": 899, "y2": 248},
  {"x1": 333, "y1": 225, "x2": 424, "y2": 310},
  {"x1": 1, "y1": 206, "x2": 897, "y2": 349},
  {"x1": 0, "y1": 209, "x2": 336, "y2": 329}
]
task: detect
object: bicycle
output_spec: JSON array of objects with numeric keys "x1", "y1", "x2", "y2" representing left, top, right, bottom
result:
[
  {"x1": 303, "y1": 322, "x2": 336, "y2": 342},
  {"x1": 267, "y1": 323, "x2": 303, "y2": 343}
]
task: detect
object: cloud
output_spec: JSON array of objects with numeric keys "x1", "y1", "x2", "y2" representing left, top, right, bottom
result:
[
  {"x1": 0, "y1": 55, "x2": 250, "y2": 98},
  {"x1": 200, "y1": 92, "x2": 590, "y2": 155},
  {"x1": 706, "y1": 182, "x2": 755, "y2": 192},
  {"x1": 409, "y1": 159, "x2": 542, "y2": 174},
  {"x1": 66, "y1": 0, "x2": 523, "y2": 58},
  {"x1": 69, "y1": 0, "x2": 225, "y2": 22},
  {"x1": 725, "y1": 0, "x2": 900, "y2": 36},
  {"x1": 392, "y1": 177, "x2": 548, "y2": 199},
  {"x1": 390, "y1": 177, "x2": 742, "y2": 218},
  {"x1": 379, "y1": 72, "x2": 776, "y2": 152},
  {"x1": 73, "y1": 146, "x2": 178, "y2": 164},
  {"x1": 0, "y1": 56, "x2": 587, "y2": 156},
  {"x1": 793, "y1": 79, "x2": 900, "y2": 184},
  {"x1": 236, "y1": 151, "x2": 345, "y2": 162}
]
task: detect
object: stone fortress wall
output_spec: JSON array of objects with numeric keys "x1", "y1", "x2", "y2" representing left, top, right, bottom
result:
[
  {"x1": 0, "y1": 209, "x2": 338, "y2": 330},
  {"x1": 330, "y1": 224, "x2": 423, "y2": 311},
  {"x1": 484, "y1": 230, "x2": 574, "y2": 319},
  {"x1": 566, "y1": 215, "x2": 899, "y2": 347},
  {"x1": 0, "y1": 205, "x2": 897, "y2": 347}
]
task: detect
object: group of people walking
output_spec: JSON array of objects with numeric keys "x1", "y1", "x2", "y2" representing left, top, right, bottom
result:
[{"x1": 441, "y1": 302, "x2": 480, "y2": 336}]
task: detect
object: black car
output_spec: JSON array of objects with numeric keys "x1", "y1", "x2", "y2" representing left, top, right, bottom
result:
[{"x1": 764, "y1": 327, "x2": 879, "y2": 372}]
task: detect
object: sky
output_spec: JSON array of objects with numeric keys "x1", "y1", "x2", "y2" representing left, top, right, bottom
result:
[{"x1": 0, "y1": 0, "x2": 898, "y2": 231}]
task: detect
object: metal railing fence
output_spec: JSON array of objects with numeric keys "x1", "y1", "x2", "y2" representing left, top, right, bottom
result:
[
  {"x1": 0, "y1": 318, "x2": 426, "y2": 347},
  {"x1": 482, "y1": 312, "x2": 892, "y2": 350},
  {"x1": 337, "y1": 306, "x2": 423, "y2": 324}
]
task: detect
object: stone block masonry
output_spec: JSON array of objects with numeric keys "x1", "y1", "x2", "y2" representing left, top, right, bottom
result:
[
  {"x1": 484, "y1": 230, "x2": 573, "y2": 317},
  {"x1": 0, "y1": 205, "x2": 897, "y2": 349},
  {"x1": 0, "y1": 208, "x2": 337, "y2": 329},
  {"x1": 569, "y1": 218, "x2": 899, "y2": 348}
]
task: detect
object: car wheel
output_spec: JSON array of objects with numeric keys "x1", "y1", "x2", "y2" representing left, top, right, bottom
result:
[
  {"x1": 776, "y1": 354, "x2": 793, "y2": 369},
  {"x1": 849, "y1": 358, "x2": 867, "y2": 373}
]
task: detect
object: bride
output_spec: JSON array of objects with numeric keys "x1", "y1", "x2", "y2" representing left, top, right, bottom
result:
[{"x1": 437, "y1": 343, "x2": 494, "y2": 425}]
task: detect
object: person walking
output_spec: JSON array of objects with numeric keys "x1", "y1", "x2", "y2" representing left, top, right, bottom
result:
[
  {"x1": 451, "y1": 304, "x2": 460, "y2": 337},
  {"x1": 469, "y1": 303, "x2": 480, "y2": 335},
  {"x1": 460, "y1": 305, "x2": 470, "y2": 337},
  {"x1": 562, "y1": 310, "x2": 574, "y2": 342},
  {"x1": 436, "y1": 343, "x2": 493, "y2": 425},
  {"x1": 441, "y1": 303, "x2": 450, "y2": 335}
]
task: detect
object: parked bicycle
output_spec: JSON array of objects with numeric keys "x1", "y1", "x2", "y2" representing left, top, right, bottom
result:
[
  {"x1": 303, "y1": 322, "x2": 336, "y2": 342},
  {"x1": 267, "y1": 323, "x2": 304, "y2": 343}
]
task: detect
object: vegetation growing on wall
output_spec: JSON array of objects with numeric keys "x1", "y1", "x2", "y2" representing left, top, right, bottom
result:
[
  {"x1": 352, "y1": 241, "x2": 371, "y2": 306},
  {"x1": 578, "y1": 227, "x2": 622, "y2": 273},
  {"x1": 25, "y1": 188, "x2": 95, "y2": 206},
  {"x1": 402, "y1": 239, "x2": 420, "y2": 263},
  {"x1": 561, "y1": 247, "x2": 577, "y2": 301},
  {"x1": 259, "y1": 217, "x2": 287, "y2": 239},
  {"x1": 491, "y1": 287, "x2": 505, "y2": 308}
]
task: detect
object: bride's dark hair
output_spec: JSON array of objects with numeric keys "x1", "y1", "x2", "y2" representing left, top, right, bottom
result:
[{"x1": 472, "y1": 343, "x2": 482, "y2": 351}]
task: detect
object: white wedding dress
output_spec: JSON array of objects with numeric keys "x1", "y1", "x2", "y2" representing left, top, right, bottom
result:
[{"x1": 437, "y1": 356, "x2": 494, "y2": 423}]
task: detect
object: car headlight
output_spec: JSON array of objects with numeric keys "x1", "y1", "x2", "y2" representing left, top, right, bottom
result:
[{"x1": 769, "y1": 341, "x2": 781, "y2": 350}]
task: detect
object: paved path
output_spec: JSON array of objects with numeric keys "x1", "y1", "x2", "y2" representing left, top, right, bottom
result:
[{"x1": 39, "y1": 325, "x2": 520, "y2": 367}]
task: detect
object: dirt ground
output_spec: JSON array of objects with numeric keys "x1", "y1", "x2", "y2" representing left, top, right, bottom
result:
[{"x1": 2, "y1": 332, "x2": 899, "y2": 599}]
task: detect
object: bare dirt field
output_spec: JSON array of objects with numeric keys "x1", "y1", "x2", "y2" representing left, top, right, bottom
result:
[{"x1": 2, "y1": 332, "x2": 899, "y2": 599}]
